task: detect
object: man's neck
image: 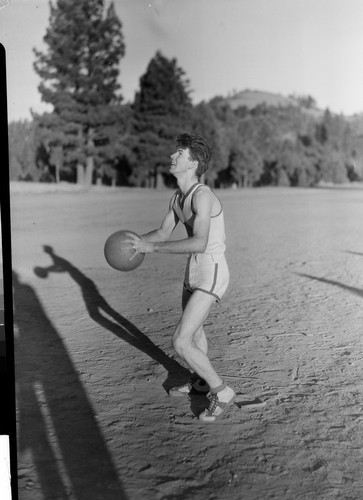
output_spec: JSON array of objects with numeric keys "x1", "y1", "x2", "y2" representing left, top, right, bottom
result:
[{"x1": 176, "y1": 173, "x2": 199, "y2": 194}]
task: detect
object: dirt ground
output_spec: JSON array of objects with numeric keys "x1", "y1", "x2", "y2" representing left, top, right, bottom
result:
[{"x1": 9, "y1": 182, "x2": 363, "y2": 500}]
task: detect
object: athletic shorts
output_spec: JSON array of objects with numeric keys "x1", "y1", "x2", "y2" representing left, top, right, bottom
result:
[{"x1": 183, "y1": 253, "x2": 230, "y2": 303}]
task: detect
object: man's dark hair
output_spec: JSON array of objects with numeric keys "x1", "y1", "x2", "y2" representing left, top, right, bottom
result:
[{"x1": 176, "y1": 133, "x2": 212, "y2": 178}]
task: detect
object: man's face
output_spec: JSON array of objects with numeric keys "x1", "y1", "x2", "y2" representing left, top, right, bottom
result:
[{"x1": 170, "y1": 147, "x2": 195, "y2": 175}]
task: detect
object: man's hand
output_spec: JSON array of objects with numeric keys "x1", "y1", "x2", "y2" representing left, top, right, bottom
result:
[{"x1": 126, "y1": 233, "x2": 154, "y2": 260}]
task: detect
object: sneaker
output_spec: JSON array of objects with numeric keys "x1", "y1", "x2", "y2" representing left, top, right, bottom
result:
[
  {"x1": 199, "y1": 386, "x2": 236, "y2": 422},
  {"x1": 169, "y1": 374, "x2": 210, "y2": 397}
]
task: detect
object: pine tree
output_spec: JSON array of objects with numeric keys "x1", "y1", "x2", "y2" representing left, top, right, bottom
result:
[
  {"x1": 131, "y1": 51, "x2": 192, "y2": 187},
  {"x1": 33, "y1": 0, "x2": 126, "y2": 184}
]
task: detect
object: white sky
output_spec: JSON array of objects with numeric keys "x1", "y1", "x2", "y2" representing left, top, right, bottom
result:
[{"x1": 1, "y1": 0, "x2": 363, "y2": 122}]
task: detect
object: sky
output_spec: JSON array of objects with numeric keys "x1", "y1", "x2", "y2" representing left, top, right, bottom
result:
[{"x1": 1, "y1": 0, "x2": 363, "y2": 122}]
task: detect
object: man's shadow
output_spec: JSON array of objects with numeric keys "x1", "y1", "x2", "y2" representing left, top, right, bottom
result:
[
  {"x1": 13, "y1": 270, "x2": 127, "y2": 500},
  {"x1": 34, "y1": 245, "x2": 189, "y2": 391}
]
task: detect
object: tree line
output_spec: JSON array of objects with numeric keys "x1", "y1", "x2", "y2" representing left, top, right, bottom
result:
[{"x1": 8, "y1": 0, "x2": 363, "y2": 188}]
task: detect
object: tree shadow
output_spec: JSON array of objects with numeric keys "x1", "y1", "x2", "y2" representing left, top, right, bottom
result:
[
  {"x1": 345, "y1": 250, "x2": 363, "y2": 258},
  {"x1": 296, "y1": 272, "x2": 363, "y2": 299},
  {"x1": 33, "y1": 245, "x2": 189, "y2": 392},
  {"x1": 13, "y1": 270, "x2": 127, "y2": 500}
]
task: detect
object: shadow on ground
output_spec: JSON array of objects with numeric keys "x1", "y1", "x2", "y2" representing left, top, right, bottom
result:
[
  {"x1": 13, "y1": 270, "x2": 127, "y2": 500},
  {"x1": 297, "y1": 272, "x2": 363, "y2": 300},
  {"x1": 345, "y1": 250, "x2": 363, "y2": 258},
  {"x1": 34, "y1": 245, "x2": 189, "y2": 391}
]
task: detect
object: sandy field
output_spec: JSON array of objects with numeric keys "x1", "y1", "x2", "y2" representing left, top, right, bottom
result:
[{"x1": 9, "y1": 182, "x2": 363, "y2": 500}]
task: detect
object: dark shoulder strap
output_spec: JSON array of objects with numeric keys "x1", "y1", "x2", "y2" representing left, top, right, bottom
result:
[{"x1": 169, "y1": 189, "x2": 181, "y2": 211}]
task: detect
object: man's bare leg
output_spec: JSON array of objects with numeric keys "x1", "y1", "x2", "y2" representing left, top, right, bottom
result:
[
  {"x1": 173, "y1": 290, "x2": 222, "y2": 389},
  {"x1": 173, "y1": 290, "x2": 235, "y2": 422},
  {"x1": 182, "y1": 289, "x2": 208, "y2": 355},
  {"x1": 193, "y1": 327, "x2": 208, "y2": 355},
  {"x1": 169, "y1": 290, "x2": 210, "y2": 396}
]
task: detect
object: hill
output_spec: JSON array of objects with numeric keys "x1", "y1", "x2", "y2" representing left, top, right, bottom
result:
[
  {"x1": 223, "y1": 89, "x2": 324, "y2": 119},
  {"x1": 225, "y1": 89, "x2": 296, "y2": 110},
  {"x1": 347, "y1": 113, "x2": 363, "y2": 136}
]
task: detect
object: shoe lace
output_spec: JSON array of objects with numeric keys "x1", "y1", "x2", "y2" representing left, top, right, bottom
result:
[{"x1": 206, "y1": 393, "x2": 219, "y2": 414}]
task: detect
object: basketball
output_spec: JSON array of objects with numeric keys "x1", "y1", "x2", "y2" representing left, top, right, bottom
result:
[{"x1": 104, "y1": 230, "x2": 145, "y2": 272}]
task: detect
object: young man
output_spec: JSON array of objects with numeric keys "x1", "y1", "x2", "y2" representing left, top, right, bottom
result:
[{"x1": 128, "y1": 133, "x2": 235, "y2": 422}]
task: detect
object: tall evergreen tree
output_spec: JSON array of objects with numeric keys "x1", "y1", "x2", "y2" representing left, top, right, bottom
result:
[
  {"x1": 33, "y1": 0, "x2": 126, "y2": 184},
  {"x1": 131, "y1": 51, "x2": 192, "y2": 187}
]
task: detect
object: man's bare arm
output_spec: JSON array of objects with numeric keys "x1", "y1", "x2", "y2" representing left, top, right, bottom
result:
[
  {"x1": 132, "y1": 189, "x2": 212, "y2": 255},
  {"x1": 141, "y1": 208, "x2": 179, "y2": 243}
]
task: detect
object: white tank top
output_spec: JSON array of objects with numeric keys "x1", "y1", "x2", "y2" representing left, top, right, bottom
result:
[{"x1": 170, "y1": 183, "x2": 226, "y2": 254}]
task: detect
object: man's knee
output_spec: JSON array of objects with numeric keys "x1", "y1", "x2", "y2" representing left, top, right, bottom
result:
[
  {"x1": 172, "y1": 334, "x2": 184, "y2": 355},
  {"x1": 172, "y1": 332, "x2": 191, "y2": 358}
]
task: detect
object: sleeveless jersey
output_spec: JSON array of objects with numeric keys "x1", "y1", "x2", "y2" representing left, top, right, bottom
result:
[{"x1": 170, "y1": 183, "x2": 226, "y2": 254}]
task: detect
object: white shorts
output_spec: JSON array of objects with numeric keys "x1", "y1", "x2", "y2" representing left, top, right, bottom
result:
[{"x1": 183, "y1": 253, "x2": 229, "y2": 303}]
